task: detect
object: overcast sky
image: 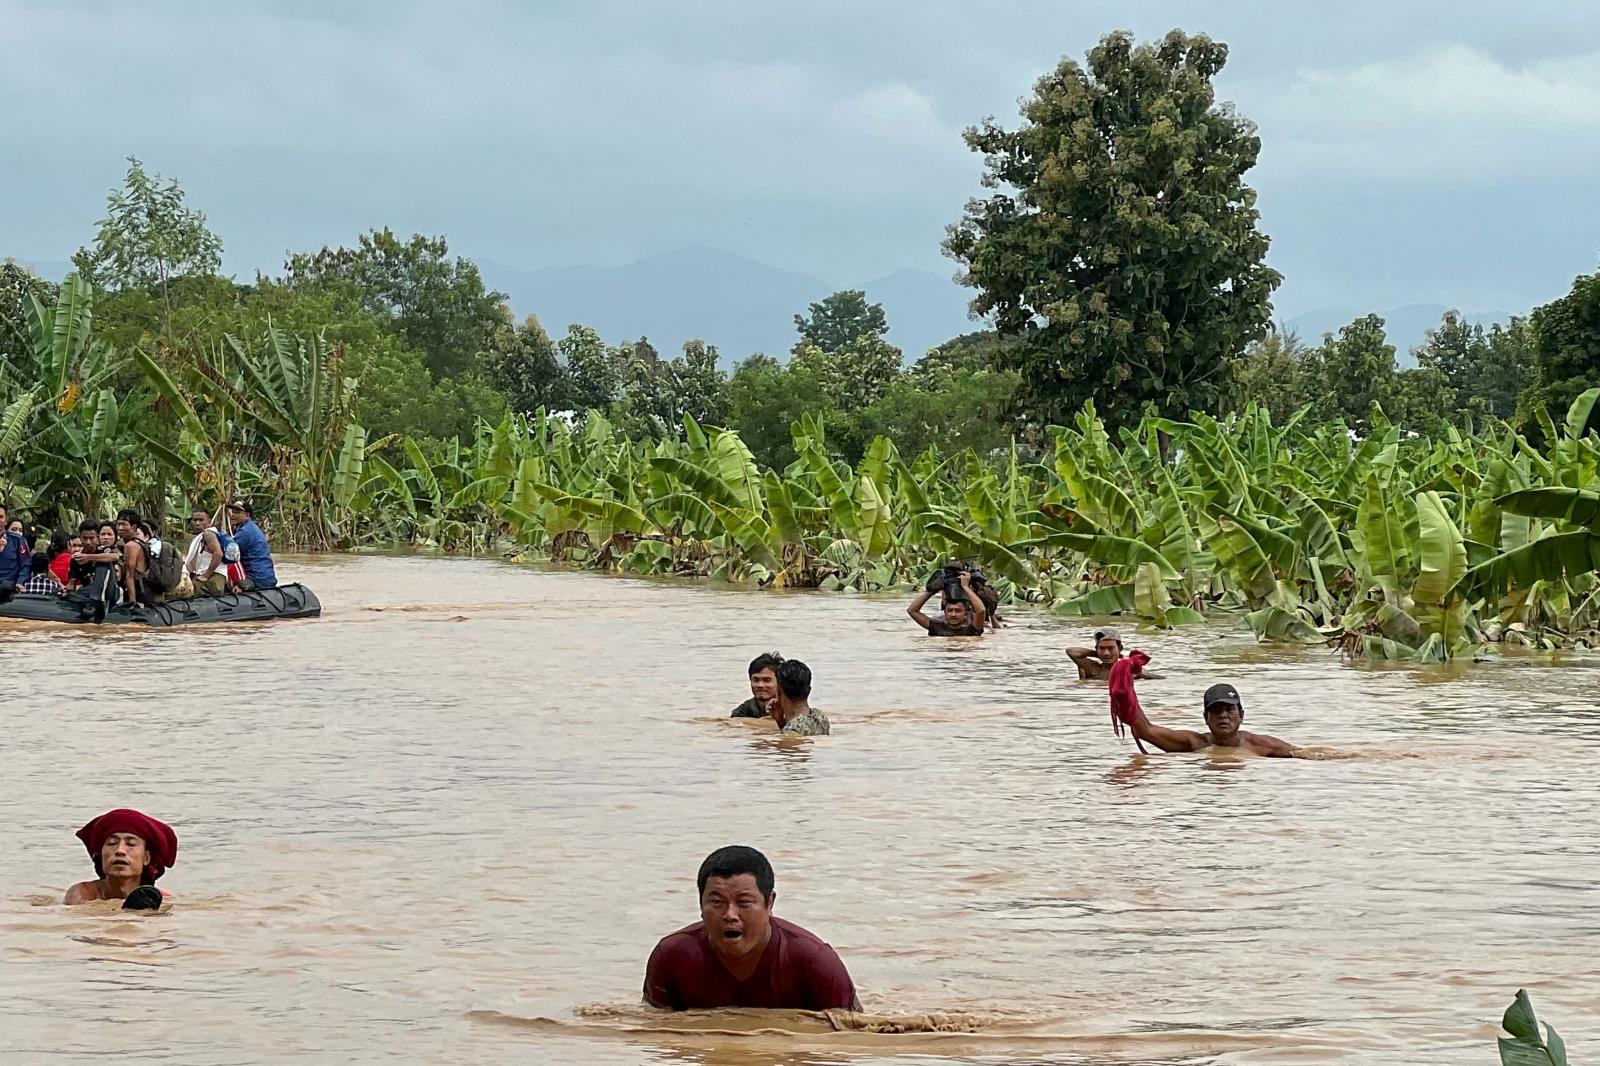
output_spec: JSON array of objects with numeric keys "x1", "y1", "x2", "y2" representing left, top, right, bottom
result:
[{"x1": 3, "y1": 0, "x2": 1597, "y2": 318}]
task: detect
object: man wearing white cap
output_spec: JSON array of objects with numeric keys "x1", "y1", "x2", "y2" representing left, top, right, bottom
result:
[{"x1": 1067, "y1": 627, "x2": 1130, "y2": 680}]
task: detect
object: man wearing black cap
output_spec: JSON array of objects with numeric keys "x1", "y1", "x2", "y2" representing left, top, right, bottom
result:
[
  {"x1": 1122, "y1": 682, "x2": 1303, "y2": 757},
  {"x1": 226, "y1": 499, "x2": 277, "y2": 590},
  {"x1": 1067, "y1": 627, "x2": 1137, "y2": 680}
]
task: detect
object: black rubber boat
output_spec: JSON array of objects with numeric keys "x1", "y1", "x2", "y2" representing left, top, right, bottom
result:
[{"x1": 0, "y1": 583, "x2": 321, "y2": 627}]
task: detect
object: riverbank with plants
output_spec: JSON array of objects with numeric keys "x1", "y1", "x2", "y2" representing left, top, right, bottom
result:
[{"x1": 5, "y1": 275, "x2": 1600, "y2": 663}]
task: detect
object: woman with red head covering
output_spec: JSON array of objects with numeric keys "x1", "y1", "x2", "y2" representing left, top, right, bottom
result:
[{"x1": 65, "y1": 809, "x2": 179, "y2": 905}]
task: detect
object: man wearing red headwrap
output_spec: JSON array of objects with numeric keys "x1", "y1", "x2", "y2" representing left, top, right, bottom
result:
[{"x1": 65, "y1": 809, "x2": 179, "y2": 904}]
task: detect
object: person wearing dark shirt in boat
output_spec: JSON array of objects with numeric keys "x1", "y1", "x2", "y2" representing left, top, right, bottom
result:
[
  {"x1": 731, "y1": 652, "x2": 783, "y2": 719},
  {"x1": 65, "y1": 808, "x2": 178, "y2": 907},
  {"x1": 0, "y1": 511, "x2": 26, "y2": 600},
  {"x1": 227, "y1": 499, "x2": 277, "y2": 589},
  {"x1": 1124, "y1": 682, "x2": 1305, "y2": 758},
  {"x1": 643, "y1": 845, "x2": 859, "y2": 1012},
  {"x1": 907, "y1": 570, "x2": 985, "y2": 636}
]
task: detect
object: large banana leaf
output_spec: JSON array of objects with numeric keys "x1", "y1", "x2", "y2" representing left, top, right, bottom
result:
[
  {"x1": 1496, "y1": 488, "x2": 1600, "y2": 530},
  {"x1": 1411, "y1": 490, "x2": 1468, "y2": 647}
]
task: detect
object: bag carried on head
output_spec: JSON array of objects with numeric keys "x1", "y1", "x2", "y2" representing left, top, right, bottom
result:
[{"x1": 143, "y1": 536, "x2": 185, "y2": 595}]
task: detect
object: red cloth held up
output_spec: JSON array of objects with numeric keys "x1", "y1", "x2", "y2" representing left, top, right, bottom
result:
[
  {"x1": 1108, "y1": 650, "x2": 1151, "y2": 752},
  {"x1": 76, "y1": 809, "x2": 178, "y2": 882}
]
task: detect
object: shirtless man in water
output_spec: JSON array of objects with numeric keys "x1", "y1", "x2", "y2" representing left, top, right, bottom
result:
[
  {"x1": 1067, "y1": 627, "x2": 1159, "y2": 680},
  {"x1": 65, "y1": 808, "x2": 179, "y2": 906},
  {"x1": 1126, "y1": 682, "x2": 1305, "y2": 758},
  {"x1": 644, "y1": 845, "x2": 859, "y2": 1011}
]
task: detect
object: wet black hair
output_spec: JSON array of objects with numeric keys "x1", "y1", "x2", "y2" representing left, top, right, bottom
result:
[
  {"x1": 776, "y1": 659, "x2": 811, "y2": 700},
  {"x1": 115, "y1": 508, "x2": 142, "y2": 527},
  {"x1": 697, "y1": 845, "x2": 775, "y2": 900},
  {"x1": 47, "y1": 529, "x2": 71, "y2": 558},
  {"x1": 78, "y1": 519, "x2": 100, "y2": 535},
  {"x1": 747, "y1": 652, "x2": 784, "y2": 677},
  {"x1": 98, "y1": 522, "x2": 117, "y2": 537}
]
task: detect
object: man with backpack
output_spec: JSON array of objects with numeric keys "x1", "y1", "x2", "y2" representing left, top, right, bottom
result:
[{"x1": 115, "y1": 510, "x2": 192, "y2": 606}]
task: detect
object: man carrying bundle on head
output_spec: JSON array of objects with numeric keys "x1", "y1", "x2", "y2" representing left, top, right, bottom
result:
[
  {"x1": 65, "y1": 808, "x2": 179, "y2": 909},
  {"x1": 907, "y1": 562, "x2": 987, "y2": 637}
]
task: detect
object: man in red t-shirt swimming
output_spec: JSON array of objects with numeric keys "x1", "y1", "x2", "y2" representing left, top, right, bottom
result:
[{"x1": 643, "y1": 845, "x2": 860, "y2": 1011}]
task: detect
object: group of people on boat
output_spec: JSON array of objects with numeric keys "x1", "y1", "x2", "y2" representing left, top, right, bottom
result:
[{"x1": 0, "y1": 499, "x2": 277, "y2": 612}]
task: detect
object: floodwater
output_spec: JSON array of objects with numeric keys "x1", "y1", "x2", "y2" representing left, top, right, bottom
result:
[{"x1": 4, "y1": 554, "x2": 1597, "y2": 1065}]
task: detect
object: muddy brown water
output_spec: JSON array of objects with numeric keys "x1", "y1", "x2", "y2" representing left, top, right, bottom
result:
[{"x1": 4, "y1": 553, "x2": 1597, "y2": 1065}]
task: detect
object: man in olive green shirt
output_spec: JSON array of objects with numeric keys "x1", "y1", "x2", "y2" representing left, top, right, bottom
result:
[{"x1": 731, "y1": 652, "x2": 783, "y2": 719}]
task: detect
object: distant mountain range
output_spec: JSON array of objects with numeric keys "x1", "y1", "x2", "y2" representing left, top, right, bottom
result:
[
  {"x1": 480, "y1": 248, "x2": 979, "y2": 366},
  {"x1": 16, "y1": 250, "x2": 1516, "y2": 371}
]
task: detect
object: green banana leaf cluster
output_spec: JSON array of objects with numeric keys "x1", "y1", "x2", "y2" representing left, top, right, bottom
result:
[{"x1": 8, "y1": 278, "x2": 1600, "y2": 662}]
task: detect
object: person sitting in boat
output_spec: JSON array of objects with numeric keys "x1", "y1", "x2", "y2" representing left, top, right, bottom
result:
[
  {"x1": 70, "y1": 521, "x2": 125, "y2": 609},
  {"x1": 44, "y1": 528, "x2": 73, "y2": 588},
  {"x1": 0, "y1": 508, "x2": 27, "y2": 601},
  {"x1": 770, "y1": 659, "x2": 830, "y2": 736},
  {"x1": 643, "y1": 845, "x2": 859, "y2": 1011},
  {"x1": 907, "y1": 568, "x2": 986, "y2": 636},
  {"x1": 184, "y1": 508, "x2": 228, "y2": 596},
  {"x1": 114, "y1": 510, "x2": 151, "y2": 605},
  {"x1": 18, "y1": 531, "x2": 71, "y2": 595},
  {"x1": 226, "y1": 499, "x2": 277, "y2": 590},
  {"x1": 731, "y1": 652, "x2": 783, "y2": 718},
  {"x1": 65, "y1": 807, "x2": 178, "y2": 907},
  {"x1": 65, "y1": 521, "x2": 100, "y2": 590}
]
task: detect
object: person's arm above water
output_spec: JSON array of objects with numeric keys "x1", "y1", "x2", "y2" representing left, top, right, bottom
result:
[
  {"x1": 906, "y1": 588, "x2": 936, "y2": 631},
  {"x1": 956, "y1": 572, "x2": 985, "y2": 631},
  {"x1": 1244, "y1": 731, "x2": 1308, "y2": 759},
  {"x1": 1066, "y1": 646, "x2": 1104, "y2": 679},
  {"x1": 1126, "y1": 702, "x2": 1209, "y2": 753}
]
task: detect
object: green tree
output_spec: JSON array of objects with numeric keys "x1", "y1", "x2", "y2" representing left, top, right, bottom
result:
[
  {"x1": 723, "y1": 354, "x2": 830, "y2": 468},
  {"x1": 559, "y1": 324, "x2": 620, "y2": 413},
  {"x1": 1389, "y1": 366, "x2": 1455, "y2": 437},
  {"x1": 1470, "y1": 318, "x2": 1534, "y2": 422},
  {"x1": 1311, "y1": 314, "x2": 1396, "y2": 430},
  {"x1": 1414, "y1": 311, "x2": 1480, "y2": 413},
  {"x1": 73, "y1": 157, "x2": 224, "y2": 295},
  {"x1": 793, "y1": 289, "x2": 888, "y2": 354},
  {"x1": 282, "y1": 228, "x2": 508, "y2": 379},
  {"x1": 0, "y1": 261, "x2": 59, "y2": 369},
  {"x1": 487, "y1": 314, "x2": 570, "y2": 416},
  {"x1": 944, "y1": 29, "x2": 1280, "y2": 429},
  {"x1": 789, "y1": 334, "x2": 903, "y2": 412},
  {"x1": 1233, "y1": 325, "x2": 1314, "y2": 421},
  {"x1": 1522, "y1": 268, "x2": 1600, "y2": 426}
]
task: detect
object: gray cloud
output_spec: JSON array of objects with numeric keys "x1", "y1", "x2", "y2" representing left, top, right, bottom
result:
[{"x1": 3, "y1": 0, "x2": 1597, "y2": 319}]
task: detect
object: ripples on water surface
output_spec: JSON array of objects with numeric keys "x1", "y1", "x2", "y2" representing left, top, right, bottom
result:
[{"x1": 4, "y1": 554, "x2": 1597, "y2": 1064}]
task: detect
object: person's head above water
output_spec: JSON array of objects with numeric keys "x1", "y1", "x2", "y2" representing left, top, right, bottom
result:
[
  {"x1": 747, "y1": 652, "x2": 783, "y2": 705},
  {"x1": 696, "y1": 845, "x2": 776, "y2": 961},
  {"x1": 943, "y1": 594, "x2": 973, "y2": 628},
  {"x1": 76, "y1": 808, "x2": 179, "y2": 885},
  {"x1": 1203, "y1": 683, "x2": 1244, "y2": 742},
  {"x1": 776, "y1": 659, "x2": 811, "y2": 705},
  {"x1": 1094, "y1": 627, "x2": 1124, "y2": 661}
]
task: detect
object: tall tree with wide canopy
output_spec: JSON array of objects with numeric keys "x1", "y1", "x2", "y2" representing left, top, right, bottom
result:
[
  {"x1": 793, "y1": 290, "x2": 888, "y2": 355},
  {"x1": 283, "y1": 228, "x2": 508, "y2": 380},
  {"x1": 945, "y1": 30, "x2": 1280, "y2": 429}
]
